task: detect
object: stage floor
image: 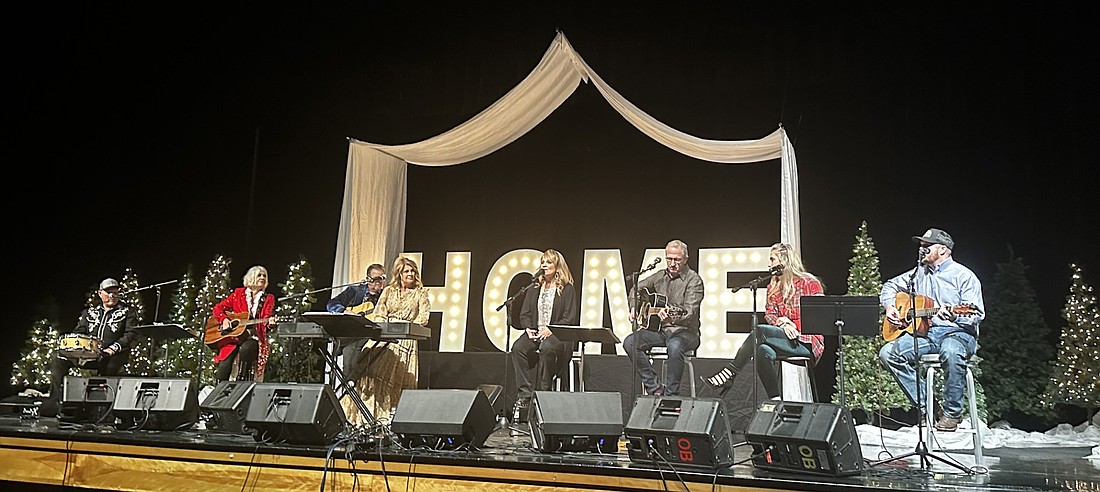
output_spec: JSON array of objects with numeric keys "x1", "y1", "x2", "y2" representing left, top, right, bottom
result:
[{"x1": 0, "y1": 412, "x2": 1096, "y2": 492}]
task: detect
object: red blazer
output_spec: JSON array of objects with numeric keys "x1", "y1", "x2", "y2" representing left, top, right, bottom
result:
[{"x1": 211, "y1": 288, "x2": 275, "y2": 379}]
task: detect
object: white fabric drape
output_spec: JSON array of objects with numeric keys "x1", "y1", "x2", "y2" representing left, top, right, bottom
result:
[
  {"x1": 331, "y1": 146, "x2": 407, "y2": 287},
  {"x1": 336, "y1": 31, "x2": 800, "y2": 288}
]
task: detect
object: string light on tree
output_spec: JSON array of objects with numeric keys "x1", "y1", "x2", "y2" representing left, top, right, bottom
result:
[
  {"x1": 1043, "y1": 263, "x2": 1100, "y2": 411},
  {"x1": 832, "y1": 221, "x2": 910, "y2": 414}
]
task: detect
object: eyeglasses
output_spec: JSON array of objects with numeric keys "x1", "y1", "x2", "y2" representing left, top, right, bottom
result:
[{"x1": 665, "y1": 257, "x2": 684, "y2": 264}]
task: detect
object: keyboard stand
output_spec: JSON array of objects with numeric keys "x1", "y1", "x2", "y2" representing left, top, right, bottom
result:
[{"x1": 301, "y1": 312, "x2": 384, "y2": 429}]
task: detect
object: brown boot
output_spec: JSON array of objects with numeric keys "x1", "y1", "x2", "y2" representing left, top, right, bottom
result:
[{"x1": 934, "y1": 416, "x2": 961, "y2": 432}]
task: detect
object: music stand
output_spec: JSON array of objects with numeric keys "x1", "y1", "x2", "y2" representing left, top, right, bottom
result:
[
  {"x1": 301, "y1": 312, "x2": 382, "y2": 339},
  {"x1": 133, "y1": 323, "x2": 193, "y2": 378},
  {"x1": 548, "y1": 325, "x2": 621, "y2": 392},
  {"x1": 301, "y1": 312, "x2": 383, "y2": 429},
  {"x1": 799, "y1": 296, "x2": 879, "y2": 407}
]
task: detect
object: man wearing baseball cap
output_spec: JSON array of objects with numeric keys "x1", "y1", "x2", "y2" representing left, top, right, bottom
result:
[
  {"x1": 879, "y1": 228, "x2": 985, "y2": 432},
  {"x1": 48, "y1": 277, "x2": 140, "y2": 411}
]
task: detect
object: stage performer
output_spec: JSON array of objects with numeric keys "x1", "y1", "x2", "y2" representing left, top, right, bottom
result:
[
  {"x1": 879, "y1": 228, "x2": 984, "y2": 431},
  {"x1": 342, "y1": 256, "x2": 431, "y2": 425},
  {"x1": 511, "y1": 249, "x2": 578, "y2": 417},
  {"x1": 623, "y1": 239, "x2": 705, "y2": 396},
  {"x1": 49, "y1": 277, "x2": 139, "y2": 406},
  {"x1": 326, "y1": 262, "x2": 386, "y2": 381},
  {"x1": 702, "y1": 243, "x2": 825, "y2": 399},
  {"x1": 210, "y1": 265, "x2": 275, "y2": 382}
]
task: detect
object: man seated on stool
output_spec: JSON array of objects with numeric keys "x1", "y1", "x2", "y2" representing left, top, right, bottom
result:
[
  {"x1": 326, "y1": 263, "x2": 386, "y2": 382},
  {"x1": 48, "y1": 278, "x2": 139, "y2": 413},
  {"x1": 622, "y1": 239, "x2": 705, "y2": 396},
  {"x1": 879, "y1": 228, "x2": 985, "y2": 431}
]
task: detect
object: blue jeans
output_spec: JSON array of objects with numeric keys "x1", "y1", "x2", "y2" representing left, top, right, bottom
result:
[
  {"x1": 623, "y1": 328, "x2": 700, "y2": 395},
  {"x1": 879, "y1": 326, "x2": 977, "y2": 419}
]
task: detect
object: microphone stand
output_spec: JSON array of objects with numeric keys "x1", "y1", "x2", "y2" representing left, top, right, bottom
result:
[
  {"x1": 732, "y1": 272, "x2": 773, "y2": 404},
  {"x1": 124, "y1": 280, "x2": 180, "y2": 378},
  {"x1": 496, "y1": 277, "x2": 539, "y2": 428},
  {"x1": 871, "y1": 257, "x2": 969, "y2": 473}
]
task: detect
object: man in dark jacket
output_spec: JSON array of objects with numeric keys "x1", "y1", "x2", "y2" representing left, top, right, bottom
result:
[{"x1": 49, "y1": 277, "x2": 139, "y2": 403}]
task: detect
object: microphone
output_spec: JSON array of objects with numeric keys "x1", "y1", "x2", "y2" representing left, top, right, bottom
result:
[
  {"x1": 363, "y1": 274, "x2": 387, "y2": 283},
  {"x1": 641, "y1": 257, "x2": 663, "y2": 273},
  {"x1": 530, "y1": 268, "x2": 546, "y2": 283},
  {"x1": 919, "y1": 246, "x2": 930, "y2": 262},
  {"x1": 769, "y1": 264, "x2": 784, "y2": 276}
]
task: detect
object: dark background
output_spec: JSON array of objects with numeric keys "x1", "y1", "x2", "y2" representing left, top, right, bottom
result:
[{"x1": 6, "y1": 4, "x2": 1097, "y2": 399}]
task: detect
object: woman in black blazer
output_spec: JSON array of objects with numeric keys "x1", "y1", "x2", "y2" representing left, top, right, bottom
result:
[{"x1": 512, "y1": 249, "x2": 578, "y2": 409}]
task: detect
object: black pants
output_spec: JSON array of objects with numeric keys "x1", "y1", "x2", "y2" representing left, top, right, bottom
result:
[
  {"x1": 216, "y1": 339, "x2": 259, "y2": 381},
  {"x1": 50, "y1": 352, "x2": 128, "y2": 401},
  {"x1": 511, "y1": 333, "x2": 570, "y2": 400}
]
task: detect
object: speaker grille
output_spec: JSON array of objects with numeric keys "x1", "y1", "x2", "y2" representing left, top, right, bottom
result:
[{"x1": 745, "y1": 402, "x2": 864, "y2": 477}]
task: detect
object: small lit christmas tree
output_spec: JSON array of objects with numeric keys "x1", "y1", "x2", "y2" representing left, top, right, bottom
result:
[
  {"x1": 267, "y1": 256, "x2": 323, "y2": 383},
  {"x1": 120, "y1": 269, "x2": 156, "y2": 376},
  {"x1": 154, "y1": 267, "x2": 213, "y2": 382},
  {"x1": 10, "y1": 318, "x2": 60, "y2": 391},
  {"x1": 189, "y1": 255, "x2": 233, "y2": 387},
  {"x1": 833, "y1": 221, "x2": 910, "y2": 415},
  {"x1": 1043, "y1": 264, "x2": 1100, "y2": 413},
  {"x1": 979, "y1": 248, "x2": 1054, "y2": 421}
]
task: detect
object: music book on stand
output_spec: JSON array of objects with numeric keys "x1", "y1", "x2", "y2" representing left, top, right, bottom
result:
[
  {"x1": 301, "y1": 311, "x2": 382, "y2": 339},
  {"x1": 547, "y1": 325, "x2": 621, "y2": 345},
  {"x1": 799, "y1": 295, "x2": 880, "y2": 336},
  {"x1": 134, "y1": 323, "x2": 193, "y2": 341}
]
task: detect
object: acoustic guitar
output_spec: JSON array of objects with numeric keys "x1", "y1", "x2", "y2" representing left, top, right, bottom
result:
[
  {"x1": 637, "y1": 287, "x2": 688, "y2": 332},
  {"x1": 204, "y1": 312, "x2": 282, "y2": 345},
  {"x1": 345, "y1": 300, "x2": 375, "y2": 316},
  {"x1": 881, "y1": 293, "x2": 980, "y2": 341}
]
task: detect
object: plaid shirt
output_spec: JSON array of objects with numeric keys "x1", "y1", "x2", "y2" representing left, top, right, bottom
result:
[{"x1": 764, "y1": 277, "x2": 825, "y2": 361}]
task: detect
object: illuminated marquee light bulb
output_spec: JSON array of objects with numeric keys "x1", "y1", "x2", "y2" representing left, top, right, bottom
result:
[
  {"x1": 579, "y1": 249, "x2": 631, "y2": 355},
  {"x1": 483, "y1": 249, "x2": 542, "y2": 352},
  {"x1": 696, "y1": 247, "x2": 770, "y2": 358},
  {"x1": 408, "y1": 251, "x2": 472, "y2": 353}
]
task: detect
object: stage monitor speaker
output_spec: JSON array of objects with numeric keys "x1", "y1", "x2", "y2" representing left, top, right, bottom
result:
[
  {"x1": 113, "y1": 378, "x2": 199, "y2": 431},
  {"x1": 625, "y1": 396, "x2": 735, "y2": 469},
  {"x1": 745, "y1": 401, "x2": 863, "y2": 477},
  {"x1": 476, "y1": 383, "x2": 505, "y2": 417},
  {"x1": 243, "y1": 383, "x2": 346, "y2": 445},
  {"x1": 199, "y1": 381, "x2": 256, "y2": 434},
  {"x1": 391, "y1": 389, "x2": 496, "y2": 450},
  {"x1": 59, "y1": 376, "x2": 120, "y2": 424},
  {"x1": 530, "y1": 391, "x2": 622, "y2": 453}
]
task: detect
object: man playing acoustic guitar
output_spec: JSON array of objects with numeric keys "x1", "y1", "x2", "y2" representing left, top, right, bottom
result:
[
  {"x1": 879, "y1": 228, "x2": 985, "y2": 432},
  {"x1": 326, "y1": 262, "x2": 386, "y2": 382},
  {"x1": 623, "y1": 239, "x2": 705, "y2": 396}
]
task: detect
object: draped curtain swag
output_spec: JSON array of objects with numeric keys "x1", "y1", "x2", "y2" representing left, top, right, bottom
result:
[{"x1": 336, "y1": 32, "x2": 799, "y2": 287}]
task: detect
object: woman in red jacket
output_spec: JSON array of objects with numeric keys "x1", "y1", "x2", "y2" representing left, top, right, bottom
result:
[
  {"x1": 702, "y1": 243, "x2": 825, "y2": 399},
  {"x1": 210, "y1": 265, "x2": 276, "y2": 381}
]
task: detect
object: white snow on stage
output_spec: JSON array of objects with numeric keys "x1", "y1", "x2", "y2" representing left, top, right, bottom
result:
[{"x1": 857, "y1": 419, "x2": 1100, "y2": 469}]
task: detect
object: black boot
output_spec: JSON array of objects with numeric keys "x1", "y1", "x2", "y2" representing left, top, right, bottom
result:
[
  {"x1": 237, "y1": 362, "x2": 255, "y2": 382},
  {"x1": 701, "y1": 364, "x2": 737, "y2": 396}
]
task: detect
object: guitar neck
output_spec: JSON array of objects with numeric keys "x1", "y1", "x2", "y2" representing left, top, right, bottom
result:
[
  {"x1": 912, "y1": 308, "x2": 938, "y2": 319},
  {"x1": 241, "y1": 316, "x2": 275, "y2": 327}
]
